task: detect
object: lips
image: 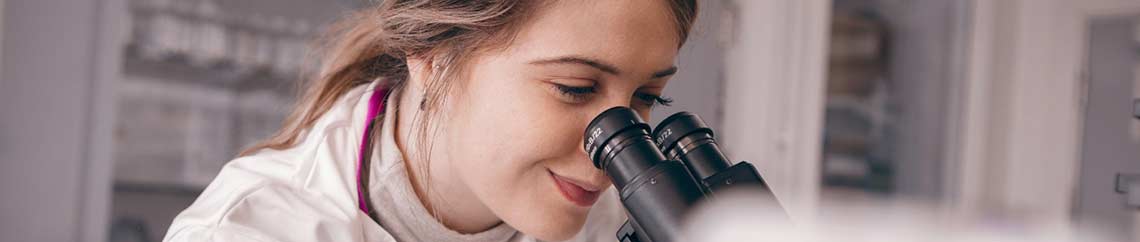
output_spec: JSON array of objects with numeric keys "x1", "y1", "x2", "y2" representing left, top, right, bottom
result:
[{"x1": 548, "y1": 170, "x2": 602, "y2": 207}]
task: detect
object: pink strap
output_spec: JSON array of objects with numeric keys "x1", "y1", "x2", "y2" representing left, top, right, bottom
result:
[{"x1": 357, "y1": 87, "x2": 387, "y2": 214}]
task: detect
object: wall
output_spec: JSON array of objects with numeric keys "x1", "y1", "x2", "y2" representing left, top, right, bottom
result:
[
  {"x1": 720, "y1": 0, "x2": 831, "y2": 220},
  {"x1": 950, "y1": 0, "x2": 1085, "y2": 231},
  {"x1": 0, "y1": 0, "x2": 118, "y2": 241},
  {"x1": 649, "y1": 0, "x2": 724, "y2": 127}
]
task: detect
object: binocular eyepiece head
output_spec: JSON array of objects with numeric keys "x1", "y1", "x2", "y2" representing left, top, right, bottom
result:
[
  {"x1": 583, "y1": 107, "x2": 779, "y2": 242},
  {"x1": 584, "y1": 107, "x2": 733, "y2": 186},
  {"x1": 583, "y1": 107, "x2": 708, "y2": 242},
  {"x1": 583, "y1": 107, "x2": 781, "y2": 242}
]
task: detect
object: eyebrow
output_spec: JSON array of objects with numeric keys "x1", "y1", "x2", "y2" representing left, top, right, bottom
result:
[{"x1": 528, "y1": 55, "x2": 678, "y2": 79}]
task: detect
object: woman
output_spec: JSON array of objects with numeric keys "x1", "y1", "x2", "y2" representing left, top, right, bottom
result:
[{"x1": 164, "y1": 0, "x2": 697, "y2": 241}]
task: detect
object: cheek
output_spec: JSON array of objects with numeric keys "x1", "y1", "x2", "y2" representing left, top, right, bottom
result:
[
  {"x1": 443, "y1": 71, "x2": 594, "y2": 231},
  {"x1": 447, "y1": 78, "x2": 584, "y2": 181},
  {"x1": 438, "y1": 52, "x2": 608, "y2": 238}
]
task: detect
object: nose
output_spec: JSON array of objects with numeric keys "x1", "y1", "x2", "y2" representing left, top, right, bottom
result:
[
  {"x1": 571, "y1": 127, "x2": 611, "y2": 187},
  {"x1": 575, "y1": 121, "x2": 600, "y2": 169},
  {"x1": 600, "y1": 94, "x2": 636, "y2": 113}
]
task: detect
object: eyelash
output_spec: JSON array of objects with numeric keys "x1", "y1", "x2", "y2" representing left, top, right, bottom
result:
[
  {"x1": 634, "y1": 92, "x2": 674, "y2": 107},
  {"x1": 552, "y1": 84, "x2": 673, "y2": 108}
]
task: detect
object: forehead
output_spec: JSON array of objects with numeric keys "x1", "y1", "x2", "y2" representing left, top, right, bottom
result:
[{"x1": 501, "y1": 0, "x2": 681, "y2": 74}]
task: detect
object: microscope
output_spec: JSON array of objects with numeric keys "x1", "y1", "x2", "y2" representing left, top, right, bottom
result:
[{"x1": 583, "y1": 107, "x2": 785, "y2": 242}]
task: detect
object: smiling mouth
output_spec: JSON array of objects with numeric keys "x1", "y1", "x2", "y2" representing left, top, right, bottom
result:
[{"x1": 548, "y1": 169, "x2": 602, "y2": 207}]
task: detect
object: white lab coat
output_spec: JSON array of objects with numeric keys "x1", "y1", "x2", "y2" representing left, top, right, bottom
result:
[{"x1": 163, "y1": 83, "x2": 625, "y2": 242}]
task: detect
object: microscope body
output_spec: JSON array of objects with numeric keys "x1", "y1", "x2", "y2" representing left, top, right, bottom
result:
[
  {"x1": 614, "y1": 161, "x2": 771, "y2": 242},
  {"x1": 584, "y1": 108, "x2": 781, "y2": 242}
]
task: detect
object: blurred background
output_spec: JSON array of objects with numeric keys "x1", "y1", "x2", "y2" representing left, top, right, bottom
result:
[{"x1": 1, "y1": 0, "x2": 1138, "y2": 241}]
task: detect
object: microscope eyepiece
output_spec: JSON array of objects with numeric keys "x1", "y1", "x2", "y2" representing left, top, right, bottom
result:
[
  {"x1": 652, "y1": 112, "x2": 731, "y2": 181},
  {"x1": 652, "y1": 112, "x2": 713, "y2": 154},
  {"x1": 584, "y1": 107, "x2": 653, "y2": 170}
]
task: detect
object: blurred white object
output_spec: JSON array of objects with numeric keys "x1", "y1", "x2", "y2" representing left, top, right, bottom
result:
[{"x1": 682, "y1": 189, "x2": 1101, "y2": 242}]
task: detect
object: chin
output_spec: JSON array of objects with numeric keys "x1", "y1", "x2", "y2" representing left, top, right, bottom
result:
[
  {"x1": 524, "y1": 219, "x2": 586, "y2": 242},
  {"x1": 509, "y1": 203, "x2": 590, "y2": 241}
]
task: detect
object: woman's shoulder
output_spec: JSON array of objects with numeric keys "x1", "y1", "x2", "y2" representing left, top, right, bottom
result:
[
  {"x1": 164, "y1": 84, "x2": 385, "y2": 241},
  {"x1": 163, "y1": 155, "x2": 390, "y2": 242},
  {"x1": 163, "y1": 183, "x2": 390, "y2": 242}
]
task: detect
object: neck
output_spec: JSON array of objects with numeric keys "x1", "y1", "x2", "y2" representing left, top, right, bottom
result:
[{"x1": 391, "y1": 86, "x2": 503, "y2": 234}]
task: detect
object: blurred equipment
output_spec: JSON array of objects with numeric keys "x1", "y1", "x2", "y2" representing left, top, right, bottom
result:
[
  {"x1": 583, "y1": 107, "x2": 782, "y2": 242},
  {"x1": 108, "y1": 218, "x2": 154, "y2": 242},
  {"x1": 820, "y1": 10, "x2": 894, "y2": 193},
  {"x1": 1118, "y1": 173, "x2": 1140, "y2": 209},
  {"x1": 1133, "y1": 99, "x2": 1139, "y2": 119},
  {"x1": 111, "y1": 0, "x2": 345, "y2": 240}
]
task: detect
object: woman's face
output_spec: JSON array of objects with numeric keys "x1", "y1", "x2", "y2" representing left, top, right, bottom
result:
[{"x1": 439, "y1": 0, "x2": 682, "y2": 240}]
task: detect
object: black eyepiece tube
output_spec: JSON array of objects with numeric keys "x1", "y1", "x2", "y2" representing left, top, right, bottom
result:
[
  {"x1": 584, "y1": 107, "x2": 705, "y2": 242},
  {"x1": 652, "y1": 112, "x2": 731, "y2": 182}
]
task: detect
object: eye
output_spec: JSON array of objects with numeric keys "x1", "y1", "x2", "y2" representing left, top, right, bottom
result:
[
  {"x1": 633, "y1": 92, "x2": 674, "y2": 109},
  {"x1": 552, "y1": 83, "x2": 597, "y2": 103}
]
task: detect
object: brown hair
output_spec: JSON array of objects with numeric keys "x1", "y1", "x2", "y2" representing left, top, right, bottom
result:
[{"x1": 241, "y1": 0, "x2": 699, "y2": 157}]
